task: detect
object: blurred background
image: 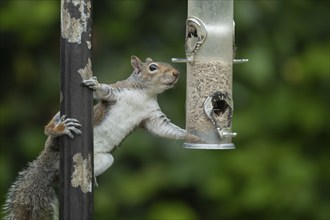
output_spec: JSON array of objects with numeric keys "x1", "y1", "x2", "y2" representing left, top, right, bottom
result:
[{"x1": 0, "y1": 0, "x2": 329, "y2": 219}]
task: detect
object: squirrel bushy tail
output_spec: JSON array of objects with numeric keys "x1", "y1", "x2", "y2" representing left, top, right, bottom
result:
[
  {"x1": 3, "y1": 114, "x2": 81, "y2": 220},
  {"x1": 3, "y1": 137, "x2": 59, "y2": 220}
]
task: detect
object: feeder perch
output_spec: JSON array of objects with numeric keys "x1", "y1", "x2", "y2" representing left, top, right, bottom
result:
[{"x1": 172, "y1": 0, "x2": 248, "y2": 150}]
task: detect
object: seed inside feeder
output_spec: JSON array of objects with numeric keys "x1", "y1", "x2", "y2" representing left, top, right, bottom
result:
[{"x1": 186, "y1": 61, "x2": 233, "y2": 144}]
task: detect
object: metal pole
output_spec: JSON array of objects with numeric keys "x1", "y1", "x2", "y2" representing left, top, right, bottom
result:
[{"x1": 60, "y1": 0, "x2": 93, "y2": 219}]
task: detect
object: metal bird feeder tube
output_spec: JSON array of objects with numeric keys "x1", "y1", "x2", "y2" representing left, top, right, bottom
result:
[{"x1": 173, "y1": 0, "x2": 247, "y2": 150}]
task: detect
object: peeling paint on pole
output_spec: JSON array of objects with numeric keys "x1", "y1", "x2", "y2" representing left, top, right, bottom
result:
[
  {"x1": 86, "y1": 41, "x2": 92, "y2": 49},
  {"x1": 71, "y1": 153, "x2": 92, "y2": 193},
  {"x1": 61, "y1": 0, "x2": 92, "y2": 44},
  {"x1": 78, "y1": 58, "x2": 93, "y2": 80}
]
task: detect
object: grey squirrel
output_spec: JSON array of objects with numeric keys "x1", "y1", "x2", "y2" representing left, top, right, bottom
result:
[
  {"x1": 3, "y1": 56, "x2": 198, "y2": 219},
  {"x1": 88, "y1": 56, "x2": 198, "y2": 176}
]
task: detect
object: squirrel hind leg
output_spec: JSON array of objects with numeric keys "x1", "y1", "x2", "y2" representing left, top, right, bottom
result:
[{"x1": 44, "y1": 113, "x2": 82, "y2": 138}]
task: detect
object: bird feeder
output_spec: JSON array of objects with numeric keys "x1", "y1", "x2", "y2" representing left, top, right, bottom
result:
[{"x1": 173, "y1": 0, "x2": 247, "y2": 149}]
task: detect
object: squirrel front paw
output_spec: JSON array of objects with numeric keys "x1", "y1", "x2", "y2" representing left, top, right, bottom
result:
[
  {"x1": 82, "y1": 76, "x2": 99, "y2": 90},
  {"x1": 58, "y1": 115, "x2": 82, "y2": 138},
  {"x1": 45, "y1": 115, "x2": 82, "y2": 138}
]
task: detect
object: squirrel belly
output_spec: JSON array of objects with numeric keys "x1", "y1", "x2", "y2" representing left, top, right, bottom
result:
[
  {"x1": 93, "y1": 90, "x2": 155, "y2": 153},
  {"x1": 92, "y1": 90, "x2": 156, "y2": 177}
]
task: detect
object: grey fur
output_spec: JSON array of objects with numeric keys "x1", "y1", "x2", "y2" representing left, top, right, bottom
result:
[{"x1": 3, "y1": 137, "x2": 59, "y2": 220}]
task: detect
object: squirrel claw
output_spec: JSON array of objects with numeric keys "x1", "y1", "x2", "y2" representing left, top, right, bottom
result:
[
  {"x1": 82, "y1": 76, "x2": 99, "y2": 90},
  {"x1": 59, "y1": 115, "x2": 82, "y2": 138}
]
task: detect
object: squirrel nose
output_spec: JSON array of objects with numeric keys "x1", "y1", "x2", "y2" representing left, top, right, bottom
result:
[{"x1": 172, "y1": 70, "x2": 179, "y2": 77}]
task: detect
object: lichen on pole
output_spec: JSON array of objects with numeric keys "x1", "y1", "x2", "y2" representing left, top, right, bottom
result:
[{"x1": 60, "y1": 0, "x2": 94, "y2": 219}]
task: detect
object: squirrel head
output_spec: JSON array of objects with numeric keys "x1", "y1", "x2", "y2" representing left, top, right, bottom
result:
[{"x1": 130, "y1": 55, "x2": 180, "y2": 94}]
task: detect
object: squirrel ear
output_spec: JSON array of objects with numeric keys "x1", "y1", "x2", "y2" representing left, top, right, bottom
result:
[
  {"x1": 145, "y1": 57, "x2": 153, "y2": 62},
  {"x1": 131, "y1": 55, "x2": 142, "y2": 73}
]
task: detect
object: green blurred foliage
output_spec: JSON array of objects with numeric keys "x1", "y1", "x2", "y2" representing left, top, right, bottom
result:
[{"x1": 0, "y1": 0, "x2": 329, "y2": 220}]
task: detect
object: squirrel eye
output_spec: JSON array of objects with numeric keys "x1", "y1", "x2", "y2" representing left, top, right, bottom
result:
[{"x1": 148, "y1": 63, "x2": 158, "y2": 72}]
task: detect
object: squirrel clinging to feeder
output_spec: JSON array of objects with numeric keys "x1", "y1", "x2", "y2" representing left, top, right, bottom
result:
[
  {"x1": 89, "y1": 55, "x2": 198, "y2": 176},
  {"x1": 3, "y1": 55, "x2": 198, "y2": 219}
]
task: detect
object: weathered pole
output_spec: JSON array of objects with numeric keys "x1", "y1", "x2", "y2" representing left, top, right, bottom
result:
[{"x1": 60, "y1": 0, "x2": 94, "y2": 219}]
